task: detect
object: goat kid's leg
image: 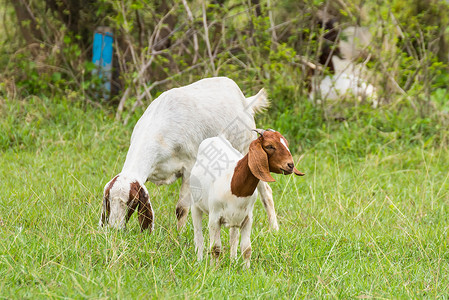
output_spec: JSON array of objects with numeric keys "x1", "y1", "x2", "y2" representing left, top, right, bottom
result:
[
  {"x1": 229, "y1": 227, "x2": 239, "y2": 261},
  {"x1": 176, "y1": 174, "x2": 192, "y2": 231},
  {"x1": 208, "y1": 216, "x2": 222, "y2": 265},
  {"x1": 257, "y1": 182, "x2": 279, "y2": 231},
  {"x1": 191, "y1": 206, "x2": 204, "y2": 261},
  {"x1": 240, "y1": 215, "x2": 253, "y2": 269}
]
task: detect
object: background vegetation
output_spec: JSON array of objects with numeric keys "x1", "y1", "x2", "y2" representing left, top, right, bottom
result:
[{"x1": 1, "y1": 0, "x2": 449, "y2": 298}]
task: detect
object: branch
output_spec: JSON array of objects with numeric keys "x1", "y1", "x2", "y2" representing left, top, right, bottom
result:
[
  {"x1": 202, "y1": 2, "x2": 216, "y2": 74},
  {"x1": 181, "y1": 0, "x2": 199, "y2": 64},
  {"x1": 116, "y1": 6, "x2": 178, "y2": 120},
  {"x1": 267, "y1": 0, "x2": 277, "y2": 44}
]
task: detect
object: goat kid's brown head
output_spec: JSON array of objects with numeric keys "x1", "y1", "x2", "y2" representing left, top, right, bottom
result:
[
  {"x1": 248, "y1": 129, "x2": 305, "y2": 182},
  {"x1": 100, "y1": 175, "x2": 154, "y2": 232}
]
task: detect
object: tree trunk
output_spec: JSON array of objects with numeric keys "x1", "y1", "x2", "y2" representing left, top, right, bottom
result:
[{"x1": 11, "y1": 0, "x2": 43, "y2": 45}]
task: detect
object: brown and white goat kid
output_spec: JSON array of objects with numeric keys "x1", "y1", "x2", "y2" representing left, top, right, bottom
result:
[{"x1": 190, "y1": 129, "x2": 304, "y2": 268}]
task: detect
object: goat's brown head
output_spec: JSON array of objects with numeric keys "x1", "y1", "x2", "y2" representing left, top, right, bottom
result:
[
  {"x1": 248, "y1": 129, "x2": 305, "y2": 182},
  {"x1": 100, "y1": 174, "x2": 154, "y2": 232}
]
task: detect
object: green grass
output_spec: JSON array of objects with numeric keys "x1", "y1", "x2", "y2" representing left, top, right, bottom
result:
[{"x1": 1, "y1": 96, "x2": 449, "y2": 298}]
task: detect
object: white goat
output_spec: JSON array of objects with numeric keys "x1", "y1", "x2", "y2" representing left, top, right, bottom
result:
[
  {"x1": 190, "y1": 129, "x2": 305, "y2": 268},
  {"x1": 309, "y1": 56, "x2": 378, "y2": 108},
  {"x1": 100, "y1": 77, "x2": 279, "y2": 232}
]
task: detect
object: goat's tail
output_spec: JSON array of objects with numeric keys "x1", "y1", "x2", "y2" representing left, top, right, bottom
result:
[{"x1": 246, "y1": 88, "x2": 270, "y2": 115}]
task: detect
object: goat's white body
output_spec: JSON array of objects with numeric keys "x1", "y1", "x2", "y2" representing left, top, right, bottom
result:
[
  {"x1": 309, "y1": 56, "x2": 378, "y2": 107},
  {"x1": 101, "y1": 77, "x2": 279, "y2": 231},
  {"x1": 190, "y1": 136, "x2": 257, "y2": 266},
  {"x1": 314, "y1": 73, "x2": 375, "y2": 100},
  {"x1": 122, "y1": 77, "x2": 262, "y2": 185}
]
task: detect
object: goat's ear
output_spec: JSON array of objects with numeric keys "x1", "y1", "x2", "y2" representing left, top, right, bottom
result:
[
  {"x1": 126, "y1": 193, "x2": 139, "y2": 223},
  {"x1": 248, "y1": 139, "x2": 276, "y2": 182},
  {"x1": 137, "y1": 184, "x2": 154, "y2": 232},
  {"x1": 100, "y1": 191, "x2": 110, "y2": 226},
  {"x1": 100, "y1": 176, "x2": 118, "y2": 227}
]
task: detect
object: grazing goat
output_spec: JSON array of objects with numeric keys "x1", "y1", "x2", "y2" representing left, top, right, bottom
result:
[
  {"x1": 190, "y1": 129, "x2": 305, "y2": 268},
  {"x1": 100, "y1": 77, "x2": 279, "y2": 232},
  {"x1": 309, "y1": 56, "x2": 378, "y2": 107},
  {"x1": 311, "y1": 12, "x2": 378, "y2": 107}
]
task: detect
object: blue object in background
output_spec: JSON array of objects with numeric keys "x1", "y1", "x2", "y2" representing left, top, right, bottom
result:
[{"x1": 92, "y1": 27, "x2": 113, "y2": 100}]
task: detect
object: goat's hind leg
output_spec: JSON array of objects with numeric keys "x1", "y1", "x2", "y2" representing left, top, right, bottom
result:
[
  {"x1": 176, "y1": 174, "x2": 192, "y2": 231},
  {"x1": 257, "y1": 182, "x2": 279, "y2": 231},
  {"x1": 191, "y1": 206, "x2": 204, "y2": 261}
]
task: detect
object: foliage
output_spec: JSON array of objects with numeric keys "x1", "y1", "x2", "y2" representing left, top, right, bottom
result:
[{"x1": 1, "y1": 0, "x2": 448, "y2": 123}]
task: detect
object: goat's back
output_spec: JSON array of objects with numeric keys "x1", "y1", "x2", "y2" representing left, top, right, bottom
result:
[{"x1": 123, "y1": 77, "x2": 258, "y2": 184}]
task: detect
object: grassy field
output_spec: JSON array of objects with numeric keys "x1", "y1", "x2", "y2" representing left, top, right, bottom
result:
[{"x1": 1, "y1": 95, "x2": 449, "y2": 298}]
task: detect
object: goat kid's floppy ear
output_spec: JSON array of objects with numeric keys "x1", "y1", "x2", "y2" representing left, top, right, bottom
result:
[
  {"x1": 137, "y1": 185, "x2": 154, "y2": 233},
  {"x1": 248, "y1": 139, "x2": 276, "y2": 182},
  {"x1": 293, "y1": 167, "x2": 305, "y2": 176}
]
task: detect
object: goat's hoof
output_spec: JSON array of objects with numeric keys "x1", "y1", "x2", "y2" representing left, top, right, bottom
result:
[
  {"x1": 270, "y1": 219, "x2": 279, "y2": 231},
  {"x1": 176, "y1": 222, "x2": 186, "y2": 232},
  {"x1": 175, "y1": 207, "x2": 189, "y2": 231},
  {"x1": 243, "y1": 260, "x2": 251, "y2": 269},
  {"x1": 209, "y1": 257, "x2": 220, "y2": 268}
]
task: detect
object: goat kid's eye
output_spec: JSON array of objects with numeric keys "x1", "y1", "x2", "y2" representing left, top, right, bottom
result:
[{"x1": 265, "y1": 145, "x2": 275, "y2": 150}]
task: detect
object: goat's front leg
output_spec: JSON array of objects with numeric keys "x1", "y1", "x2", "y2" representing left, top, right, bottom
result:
[
  {"x1": 176, "y1": 173, "x2": 192, "y2": 231},
  {"x1": 229, "y1": 227, "x2": 239, "y2": 261},
  {"x1": 240, "y1": 215, "x2": 253, "y2": 269},
  {"x1": 257, "y1": 182, "x2": 279, "y2": 231},
  {"x1": 191, "y1": 206, "x2": 204, "y2": 261},
  {"x1": 208, "y1": 214, "x2": 222, "y2": 264}
]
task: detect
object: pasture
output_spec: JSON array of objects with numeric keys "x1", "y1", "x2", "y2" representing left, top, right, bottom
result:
[{"x1": 1, "y1": 95, "x2": 448, "y2": 298}]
